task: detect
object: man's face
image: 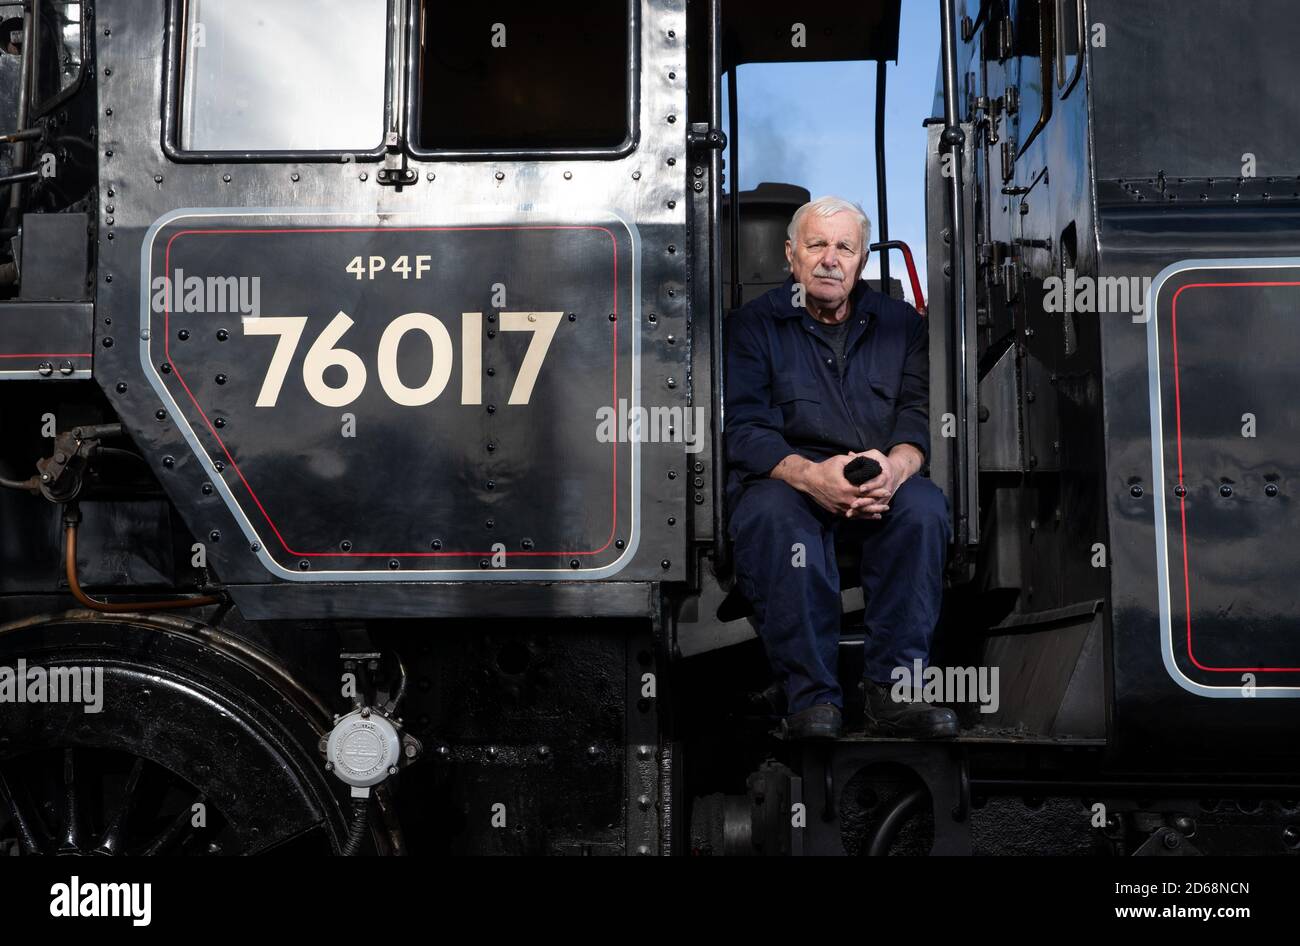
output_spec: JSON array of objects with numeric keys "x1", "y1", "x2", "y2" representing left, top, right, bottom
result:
[{"x1": 785, "y1": 211, "x2": 866, "y2": 313}]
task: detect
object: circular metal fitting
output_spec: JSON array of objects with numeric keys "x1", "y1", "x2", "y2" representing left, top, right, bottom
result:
[{"x1": 325, "y1": 709, "x2": 401, "y2": 789}]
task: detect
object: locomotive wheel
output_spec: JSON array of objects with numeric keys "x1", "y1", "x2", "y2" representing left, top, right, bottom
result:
[{"x1": 0, "y1": 612, "x2": 366, "y2": 855}]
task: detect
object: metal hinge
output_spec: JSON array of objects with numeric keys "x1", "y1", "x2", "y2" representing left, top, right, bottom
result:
[{"x1": 687, "y1": 123, "x2": 727, "y2": 150}]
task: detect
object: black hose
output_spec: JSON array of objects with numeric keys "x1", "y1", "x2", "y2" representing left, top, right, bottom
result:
[
  {"x1": 866, "y1": 787, "x2": 926, "y2": 856},
  {"x1": 341, "y1": 797, "x2": 369, "y2": 856}
]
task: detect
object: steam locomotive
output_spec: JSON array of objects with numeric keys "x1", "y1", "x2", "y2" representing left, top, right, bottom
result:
[{"x1": 2, "y1": 0, "x2": 1298, "y2": 856}]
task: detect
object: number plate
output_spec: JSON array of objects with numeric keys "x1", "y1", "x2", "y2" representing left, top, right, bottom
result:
[{"x1": 142, "y1": 212, "x2": 639, "y2": 580}]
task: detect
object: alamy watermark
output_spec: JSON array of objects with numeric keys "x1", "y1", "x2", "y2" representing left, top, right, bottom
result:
[
  {"x1": 596, "y1": 399, "x2": 706, "y2": 453},
  {"x1": 0, "y1": 659, "x2": 103, "y2": 714},
  {"x1": 890, "y1": 659, "x2": 999, "y2": 714},
  {"x1": 1043, "y1": 268, "x2": 1152, "y2": 322},
  {"x1": 150, "y1": 270, "x2": 261, "y2": 318}
]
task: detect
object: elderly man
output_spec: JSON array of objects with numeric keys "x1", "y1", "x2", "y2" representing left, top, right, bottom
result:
[{"x1": 725, "y1": 196, "x2": 957, "y2": 740}]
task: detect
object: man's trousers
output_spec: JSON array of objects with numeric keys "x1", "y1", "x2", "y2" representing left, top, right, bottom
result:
[{"x1": 728, "y1": 476, "x2": 951, "y2": 713}]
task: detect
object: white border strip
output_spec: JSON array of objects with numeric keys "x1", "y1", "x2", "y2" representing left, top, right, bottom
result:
[{"x1": 1146, "y1": 256, "x2": 1300, "y2": 697}]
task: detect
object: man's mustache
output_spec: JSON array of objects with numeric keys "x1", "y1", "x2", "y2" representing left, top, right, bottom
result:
[{"x1": 812, "y1": 265, "x2": 845, "y2": 280}]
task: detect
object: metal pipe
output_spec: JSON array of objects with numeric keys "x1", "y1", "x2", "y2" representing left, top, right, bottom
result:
[
  {"x1": 0, "y1": 169, "x2": 38, "y2": 187},
  {"x1": 0, "y1": 128, "x2": 41, "y2": 144},
  {"x1": 939, "y1": 0, "x2": 971, "y2": 551},
  {"x1": 64, "y1": 514, "x2": 222, "y2": 612},
  {"x1": 726, "y1": 65, "x2": 740, "y2": 310},
  {"x1": 874, "y1": 59, "x2": 890, "y2": 296},
  {"x1": 708, "y1": 0, "x2": 728, "y2": 573},
  {"x1": 6, "y1": 2, "x2": 35, "y2": 216}
]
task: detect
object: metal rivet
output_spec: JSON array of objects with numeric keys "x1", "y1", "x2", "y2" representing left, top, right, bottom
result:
[
  {"x1": 667, "y1": 517, "x2": 676, "y2": 526},
  {"x1": 359, "y1": 172, "x2": 368, "y2": 181},
  {"x1": 215, "y1": 373, "x2": 226, "y2": 384},
  {"x1": 1266, "y1": 483, "x2": 1279, "y2": 497},
  {"x1": 222, "y1": 174, "x2": 231, "y2": 183},
  {"x1": 162, "y1": 456, "x2": 175, "y2": 468},
  {"x1": 563, "y1": 171, "x2": 572, "y2": 180},
  {"x1": 570, "y1": 559, "x2": 580, "y2": 569},
  {"x1": 389, "y1": 559, "x2": 399, "y2": 570},
  {"x1": 102, "y1": 337, "x2": 114, "y2": 348},
  {"x1": 1173, "y1": 484, "x2": 1186, "y2": 498},
  {"x1": 1130, "y1": 484, "x2": 1144, "y2": 498},
  {"x1": 155, "y1": 409, "x2": 166, "y2": 420},
  {"x1": 115, "y1": 382, "x2": 127, "y2": 393},
  {"x1": 430, "y1": 539, "x2": 442, "y2": 550},
  {"x1": 1219, "y1": 484, "x2": 1233, "y2": 498},
  {"x1": 495, "y1": 170, "x2": 505, "y2": 181},
  {"x1": 37, "y1": 363, "x2": 53, "y2": 377},
  {"x1": 661, "y1": 559, "x2": 671, "y2": 570},
  {"x1": 201, "y1": 483, "x2": 213, "y2": 495},
  {"x1": 290, "y1": 172, "x2": 299, "y2": 182},
  {"x1": 209, "y1": 530, "x2": 220, "y2": 542},
  {"x1": 154, "y1": 174, "x2": 163, "y2": 183},
  {"x1": 632, "y1": 170, "x2": 641, "y2": 180},
  {"x1": 341, "y1": 540, "x2": 353, "y2": 551},
  {"x1": 299, "y1": 560, "x2": 310, "y2": 571},
  {"x1": 213, "y1": 417, "x2": 226, "y2": 428}
]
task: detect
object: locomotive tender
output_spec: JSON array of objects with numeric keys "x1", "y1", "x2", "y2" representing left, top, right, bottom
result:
[{"x1": 1, "y1": 0, "x2": 1299, "y2": 856}]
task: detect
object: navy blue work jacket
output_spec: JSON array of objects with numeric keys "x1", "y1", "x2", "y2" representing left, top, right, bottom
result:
[{"x1": 724, "y1": 277, "x2": 930, "y2": 506}]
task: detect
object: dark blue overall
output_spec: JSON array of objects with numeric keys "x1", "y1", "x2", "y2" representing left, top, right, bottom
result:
[{"x1": 725, "y1": 278, "x2": 950, "y2": 713}]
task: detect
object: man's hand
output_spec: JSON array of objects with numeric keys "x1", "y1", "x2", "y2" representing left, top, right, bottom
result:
[
  {"x1": 845, "y1": 444, "x2": 924, "y2": 520},
  {"x1": 771, "y1": 453, "x2": 862, "y2": 516}
]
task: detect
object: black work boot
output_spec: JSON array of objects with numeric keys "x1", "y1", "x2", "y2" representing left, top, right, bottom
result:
[
  {"x1": 780, "y1": 703, "x2": 842, "y2": 741},
  {"x1": 863, "y1": 681, "x2": 959, "y2": 739}
]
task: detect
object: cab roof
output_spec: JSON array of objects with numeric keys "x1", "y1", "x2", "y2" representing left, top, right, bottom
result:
[{"x1": 721, "y1": 0, "x2": 901, "y2": 68}]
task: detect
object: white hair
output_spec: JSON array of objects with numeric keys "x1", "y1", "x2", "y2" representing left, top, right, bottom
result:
[{"x1": 787, "y1": 196, "x2": 872, "y2": 254}]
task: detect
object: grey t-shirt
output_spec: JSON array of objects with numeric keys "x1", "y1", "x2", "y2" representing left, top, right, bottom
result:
[{"x1": 820, "y1": 317, "x2": 852, "y2": 378}]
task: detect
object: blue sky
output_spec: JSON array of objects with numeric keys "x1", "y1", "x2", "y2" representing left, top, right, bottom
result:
[{"x1": 721, "y1": 3, "x2": 940, "y2": 303}]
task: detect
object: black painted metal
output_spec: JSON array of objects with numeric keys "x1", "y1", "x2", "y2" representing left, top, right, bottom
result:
[{"x1": 874, "y1": 58, "x2": 889, "y2": 296}]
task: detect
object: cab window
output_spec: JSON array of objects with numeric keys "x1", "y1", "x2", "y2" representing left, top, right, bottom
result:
[
  {"x1": 413, "y1": 0, "x2": 634, "y2": 153},
  {"x1": 177, "y1": 0, "x2": 388, "y2": 153}
]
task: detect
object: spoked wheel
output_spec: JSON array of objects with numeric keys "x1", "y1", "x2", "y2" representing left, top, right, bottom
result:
[
  {"x1": 0, "y1": 747, "x2": 322, "y2": 856},
  {"x1": 0, "y1": 613, "x2": 368, "y2": 855}
]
